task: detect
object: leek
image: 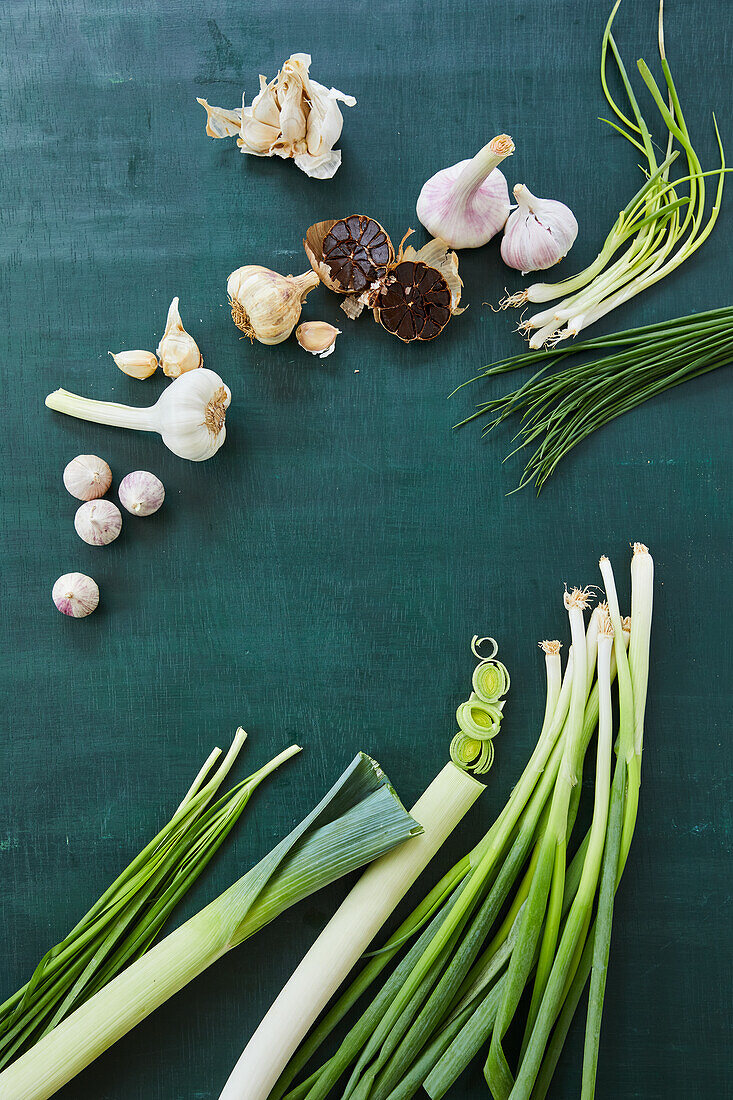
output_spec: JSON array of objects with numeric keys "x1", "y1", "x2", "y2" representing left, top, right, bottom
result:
[{"x1": 0, "y1": 753, "x2": 420, "y2": 1100}]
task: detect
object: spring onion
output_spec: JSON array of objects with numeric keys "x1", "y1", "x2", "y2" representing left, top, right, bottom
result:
[
  {"x1": 0, "y1": 753, "x2": 421, "y2": 1100},
  {"x1": 498, "y1": 1, "x2": 727, "y2": 346},
  {"x1": 271, "y1": 546, "x2": 654, "y2": 1100},
  {"x1": 0, "y1": 729, "x2": 296, "y2": 1069},
  {"x1": 455, "y1": 307, "x2": 733, "y2": 492}
]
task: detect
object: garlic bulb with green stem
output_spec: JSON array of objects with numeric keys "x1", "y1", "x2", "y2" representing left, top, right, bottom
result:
[
  {"x1": 416, "y1": 134, "x2": 515, "y2": 248},
  {"x1": 45, "y1": 368, "x2": 231, "y2": 462},
  {"x1": 227, "y1": 265, "x2": 320, "y2": 345},
  {"x1": 74, "y1": 500, "x2": 122, "y2": 546},
  {"x1": 501, "y1": 184, "x2": 578, "y2": 273},
  {"x1": 156, "y1": 297, "x2": 202, "y2": 378}
]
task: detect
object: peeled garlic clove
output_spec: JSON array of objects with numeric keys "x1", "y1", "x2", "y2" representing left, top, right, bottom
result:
[
  {"x1": 63, "y1": 454, "x2": 112, "y2": 501},
  {"x1": 118, "y1": 471, "x2": 165, "y2": 516},
  {"x1": 109, "y1": 350, "x2": 159, "y2": 380},
  {"x1": 227, "y1": 265, "x2": 320, "y2": 345},
  {"x1": 74, "y1": 500, "x2": 122, "y2": 546},
  {"x1": 156, "y1": 297, "x2": 203, "y2": 379},
  {"x1": 501, "y1": 184, "x2": 578, "y2": 273},
  {"x1": 53, "y1": 572, "x2": 99, "y2": 617},
  {"x1": 416, "y1": 135, "x2": 515, "y2": 249},
  {"x1": 296, "y1": 321, "x2": 341, "y2": 358}
]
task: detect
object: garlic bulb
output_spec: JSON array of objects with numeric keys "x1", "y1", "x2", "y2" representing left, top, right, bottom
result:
[
  {"x1": 53, "y1": 572, "x2": 99, "y2": 618},
  {"x1": 119, "y1": 471, "x2": 165, "y2": 516},
  {"x1": 197, "y1": 53, "x2": 356, "y2": 179},
  {"x1": 156, "y1": 298, "x2": 203, "y2": 379},
  {"x1": 416, "y1": 134, "x2": 515, "y2": 248},
  {"x1": 63, "y1": 454, "x2": 112, "y2": 501},
  {"x1": 501, "y1": 184, "x2": 578, "y2": 273},
  {"x1": 74, "y1": 500, "x2": 122, "y2": 546},
  {"x1": 227, "y1": 265, "x2": 320, "y2": 345},
  {"x1": 109, "y1": 350, "x2": 159, "y2": 379},
  {"x1": 296, "y1": 321, "x2": 340, "y2": 358},
  {"x1": 46, "y1": 368, "x2": 231, "y2": 462}
]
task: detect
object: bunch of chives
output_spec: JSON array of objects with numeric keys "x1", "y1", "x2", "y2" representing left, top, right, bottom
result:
[
  {"x1": 454, "y1": 307, "x2": 733, "y2": 492},
  {"x1": 269, "y1": 546, "x2": 654, "y2": 1100}
]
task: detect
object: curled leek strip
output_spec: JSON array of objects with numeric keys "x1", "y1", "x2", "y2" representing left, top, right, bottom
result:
[{"x1": 451, "y1": 639, "x2": 510, "y2": 775}]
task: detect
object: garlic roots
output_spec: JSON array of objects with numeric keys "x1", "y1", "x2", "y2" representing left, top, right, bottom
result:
[
  {"x1": 500, "y1": 184, "x2": 578, "y2": 273},
  {"x1": 416, "y1": 135, "x2": 515, "y2": 249},
  {"x1": 46, "y1": 368, "x2": 231, "y2": 462},
  {"x1": 227, "y1": 265, "x2": 320, "y2": 345},
  {"x1": 157, "y1": 298, "x2": 202, "y2": 379},
  {"x1": 296, "y1": 321, "x2": 340, "y2": 358}
]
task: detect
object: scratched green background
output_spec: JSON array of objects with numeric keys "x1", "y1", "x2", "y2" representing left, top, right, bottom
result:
[{"x1": 1, "y1": 0, "x2": 731, "y2": 1097}]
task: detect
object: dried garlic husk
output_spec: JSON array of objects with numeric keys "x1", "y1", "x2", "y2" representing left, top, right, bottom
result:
[
  {"x1": 296, "y1": 321, "x2": 341, "y2": 358},
  {"x1": 109, "y1": 350, "x2": 159, "y2": 379},
  {"x1": 156, "y1": 298, "x2": 202, "y2": 379},
  {"x1": 227, "y1": 265, "x2": 320, "y2": 345},
  {"x1": 63, "y1": 454, "x2": 112, "y2": 501},
  {"x1": 197, "y1": 53, "x2": 356, "y2": 179}
]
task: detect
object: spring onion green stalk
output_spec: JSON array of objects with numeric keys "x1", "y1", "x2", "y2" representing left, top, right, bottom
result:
[
  {"x1": 498, "y1": 2, "x2": 727, "y2": 346},
  {"x1": 272, "y1": 548, "x2": 653, "y2": 1100},
  {"x1": 0, "y1": 730, "x2": 296, "y2": 1069},
  {"x1": 220, "y1": 763, "x2": 485, "y2": 1100},
  {"x1": 0, "y1": 754, "x2": 421, "y2": 1100},
  {"x1": 455, "y1": 307, "x2": 733, "y2": 492}
]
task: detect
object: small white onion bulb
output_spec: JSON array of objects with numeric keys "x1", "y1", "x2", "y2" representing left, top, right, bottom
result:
[
  {"x1": 63, "y1": 455, "x2": 112, "y2": 501},
  {"x1": 53, "y1": 572, "x2": 100, "y2": 617},
  {"x1": 118, "y1": 471, "x2": 165, "y2": 516},
  {"x1": 74, "y1": 500, "x2": 122, "y2": 546}
]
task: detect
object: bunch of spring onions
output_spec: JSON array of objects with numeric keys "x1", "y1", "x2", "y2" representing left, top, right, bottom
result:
[
  {"x1": 264, "y1": 545, "x2": 653, "y2": 1100},
  {"x1": 218, "y1": 640, "x2": 510, "y2": 1099},
  {"x1": 499, "y1": 1, "x2": 727, "y2": 347},
  {"x1": 455, "y1": 307, "x2": 733, "y2": 492},
  {"x1": 0, "y1": 729, "x2": 296, "y2": 1069},
  {"x1": 0, "y1": 753, "x2": 421, "y2": 1100}
]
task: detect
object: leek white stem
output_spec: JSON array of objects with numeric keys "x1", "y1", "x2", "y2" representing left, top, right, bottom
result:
[{"x1": 219, "y1": 763, "x2": 484, "y2": 1100}]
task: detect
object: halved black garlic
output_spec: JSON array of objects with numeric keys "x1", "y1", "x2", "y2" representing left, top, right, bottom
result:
[
  {"x1": 374, "y1": 262, "x2": 452, "y2": 342},
  {"x1": 322, "y1": 215, "x2": 393, "y2": 293}
]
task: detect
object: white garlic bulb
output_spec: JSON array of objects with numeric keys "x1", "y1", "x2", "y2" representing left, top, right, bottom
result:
[
  {"x1": 157, "y1": 297, "x2": 203, "y2": 378},
  {"x1": 46, "y1": 368, "x2": 231, "y2": 462},
  {"x1": 416, "y1": 135, "x2": 514, "y2": 249},
  {"x1": 109, "y1": 350, "x2": 159, "y2": 379},
  {"x1": 227, "y1": 265, "x2": 320, "y2": 345},
  {"x1": 500, "y1": 184, "x2": 578, "y2": 273},
  {"x1": 295, "y1": 321, "x2": 341, "y2": 358},
  {"x1": 53, "y1": 572, "x2": 100, "y2": 617},
  {"x1": 63, "y1": 454, "x2": 112, "y2": 501},
  {"x1": 119, "y1": 471, "x2": 165, "y2": 516},
  {"x1": 74, "y1": 500, "x2": 122, "y2": 546}
]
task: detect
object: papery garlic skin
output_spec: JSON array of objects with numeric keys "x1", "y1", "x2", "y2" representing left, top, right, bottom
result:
[
  {"x1": 227, "y1": 265, "x2": 320, "y2": 345},
  {"x1": 197, "y1": 53, "x2": 356, "y2": 180},
  {"x1": 416, "y1": 135, "x2": 514, "y2": 249},
  {"x1": 296, "y1": 321, "x2": 341, "y2": 358},
  {"x1": 156, "y1": 298, "x2": 203, "y2": 379},
  {"x1": 53, "y1": 572, "x2": 99, "y2": 618},
  {"x1": 74, "y1": 500, "x2": 122, "y2": 546},
  {"x1": 109, "y1": 350, "x2": 159, "y2": 379},
  {"x1": 63, "y1": 454, "x2": 112, "y2": 501},
  {"x1": 500, "y1": 184, "x2": 578, "y2": 273},
  {"x1": 119, "y1": 471, "x2": 165, "y2": 516}
]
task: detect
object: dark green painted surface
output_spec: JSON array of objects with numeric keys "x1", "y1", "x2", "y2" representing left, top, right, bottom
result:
[{"x1": 1, "y1": 1, "x2": 731, "y2": 1097}]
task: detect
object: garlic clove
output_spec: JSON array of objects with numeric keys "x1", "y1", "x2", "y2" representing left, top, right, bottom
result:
[
  {"x1": 53, "y1": 572, "x2": 99, "y2": 618},
  {"x1": 296, "y1": 321, "x2": 341, "y2": 358},
  {"x1": 227, "y1": 265, "x2": 320, "y2": 345},
  {"x1": 196, "y1": 98, "x2": 242, "y2": 139},
  {"x1": 500, "y1": 184, "x2": 579, "y2": 273},
  {"x1": 416, "y1": 135, "x2": 515, "y2": 249},
  {"x1": 156, "y1": 297, "x2": 203, "y2": 379},
  {"x1": 109, "y1": 350, "x2": 159, "y2": 380},
  {"x1": 74, "y1": 500, "x2": 122, "y2": 546},
  {"x1": 63, "y1": 454, "x2": 112, "y2": 501},
  {"x1": 118, "y1": 471, "x2": 165, "y2": 516}
]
